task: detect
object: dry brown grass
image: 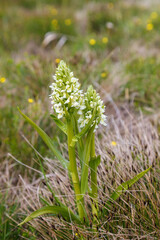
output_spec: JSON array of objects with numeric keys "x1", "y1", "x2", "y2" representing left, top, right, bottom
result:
[{"x1": 1, "y1": 100, "x2": 159, "y2": 240}]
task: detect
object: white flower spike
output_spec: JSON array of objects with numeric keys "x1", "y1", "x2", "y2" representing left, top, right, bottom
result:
[
  {"x1": 78, "y1": 85, "x2": 107, "y2": 130},
  {"x1": 49, "y1": 60, "x2": 84, "y2": 118}
]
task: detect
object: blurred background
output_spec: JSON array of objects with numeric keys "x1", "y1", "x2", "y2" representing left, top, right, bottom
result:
[{"x1": 1, "y1": 0, "x2": 160, "y2": 163}]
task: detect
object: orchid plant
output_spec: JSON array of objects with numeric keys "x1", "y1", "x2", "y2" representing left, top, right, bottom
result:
[{"x1": 18, "y1": 61, "x2": 151, "y2": 229}]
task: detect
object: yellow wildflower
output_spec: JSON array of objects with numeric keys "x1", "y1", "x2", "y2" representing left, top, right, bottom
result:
[
  {"x1": 150, "y1": 12, "x2": 158, "y2": 20},
  {"x1": 51, "y1": 19, "x2": 59, "y2": 30},
  {"x1": 55, "y1": 58, "x2": 60, "y2": 64},
  {"x1": 102, "y1": 37, "x2": 109, "y2": 44},
  {"x1": 108, "y1": 3, "x2": 114, "y2": 9},
  {"x1": 50, "y1": 7, "x2": 58, "y2": 16},
  {"x1": 0, "y1": 77, "x2": 6, "y2": 83},
  {"x1": 146, "y1": 23, "x2": 153, "y2": 31},
  {"x1": 111, "y1": 141, "x2": 117, "y2": 146},
  {"x1": 51, "y1": 19, "x2": 58, "y2": 26},
  {"x1": 64, "y1": 18, "x2": 72, "y2": 26},
  {"x1": 28, "y1": 98, "x2": 34, "y2": 103},
  {"x1": 75, "y1": 233, "x2": 78, "y2": 236},
  {"x1": 101, "y1": 72, "x2": 107, "y2": 78},
  {"x1": 89, "y1": 38, "x2": 96, "y2": 45}
]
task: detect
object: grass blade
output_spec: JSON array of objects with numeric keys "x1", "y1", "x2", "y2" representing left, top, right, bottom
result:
[
  {"x1": 18, "y1": 108, "x2": 69, "y2": 169},
  {"x1": 39, "y1": 158, "x2": 66, "y2": 207},
  {"x1": 19, "y1": 205, "x2": 81, "y2": 226}
]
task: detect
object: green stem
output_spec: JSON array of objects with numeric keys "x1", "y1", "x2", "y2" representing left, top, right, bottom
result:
[
  {"x1": 73, "y1": 115, "x2": 84, "y2": 167},
  {"x1": 67, "y1": 116, "x2": 85, "y2": 221},
  {"x1": 90, "y1": 133, "x2": 99, "y2": 222}
]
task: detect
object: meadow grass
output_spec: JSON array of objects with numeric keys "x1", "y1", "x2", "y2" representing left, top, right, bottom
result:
[
  {"x1": 2, "y1": 105, "x2": 160, "y2": 239},
  {"x1": 0, "y1": 0, "x2": 160, "y2": 239}
]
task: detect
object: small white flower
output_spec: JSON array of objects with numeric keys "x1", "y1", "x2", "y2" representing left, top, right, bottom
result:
[
  {"x1": 78, "y1": 110, "x2": 82, "y2": 115},
  {"x1": 58, "y1": 112, "x2": 63, "y2": 119}
]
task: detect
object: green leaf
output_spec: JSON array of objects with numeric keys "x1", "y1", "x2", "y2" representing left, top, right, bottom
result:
[
  {"x1": 70, "y1": 110, "x2": 96, "y2": 147},
  {"x1": 50, "y1": 114, "x2": 67, "y2": 135},
  {"x1": 80, "y1": 127, "x2": 94, "y2": 195},
  {"x1": 106, "y1": 167, "x2": 151, "y2": 207},
  {"x1": 19, "y1": 205, "x2": 81, "y2": 226},
  {"x1": 18, "y1": 108, "x2": 69, "y2": 169},
  {"x1": 89, "y1": 155, "x2": 101, "y2": 169}
]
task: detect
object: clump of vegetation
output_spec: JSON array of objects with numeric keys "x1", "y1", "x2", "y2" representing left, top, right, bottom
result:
[
  {"x1": 1, "y1": 0, "x2": 160, "y2": 239},
  {"x1": 18, "y1": 61, "x2": 151, "y2": 235}
]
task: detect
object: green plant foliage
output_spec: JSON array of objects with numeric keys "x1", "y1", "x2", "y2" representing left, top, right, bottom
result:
[
  {"x1": 89, "y1": 155, "x2": 101, "y2": 169},
  {"x1": 80, "y1": 127, "x2": 96, "y2": 196},
  {"x1": 50, "y1": 114, "x2": 67, "y2": 135},
  {"x1": 18, "y1": 108, "x2": 69, "y2": 169},
  {"x1": 107, "y1": 166, "x2": 152, "y2": 207},
  {"x1": 0, "y1": 193, "x2": 36, "y2": 240},
  {"x1": 19, "y1": 205, "x2": 81, "y2": 226},
  {"x1": 70, "y1": 110, "x2": 95, "y2": 147},
  {"x1": 18, "y1": 62, "x2": 151, "y2": 229}
]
